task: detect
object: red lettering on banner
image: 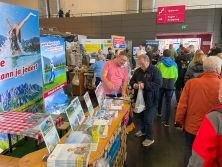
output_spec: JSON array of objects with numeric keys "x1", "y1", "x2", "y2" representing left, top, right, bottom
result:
[
  {"x1": 0, "y1": 60, "x2": 5, "y2": 67},
  {"x1": 44, "y1": 82, "x2": 67, "y2": 98}
]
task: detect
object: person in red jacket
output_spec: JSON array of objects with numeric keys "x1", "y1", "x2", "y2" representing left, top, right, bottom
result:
[
  {"x1": 188, "y1": 79, "x2": 222, "y2": 166},
  {"x1": 187, "y1": 107, "x2": 222, "y2": 166},
  {"x1": 175, "y1": 56, "x2": 222, "y2": 167}
]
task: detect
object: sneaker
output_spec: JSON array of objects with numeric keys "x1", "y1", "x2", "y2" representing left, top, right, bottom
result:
[
  {"x1": 157, "y1": 113, "x2": 162, "y2": 117},
  {"x1": 164, "y1": 122, "x2": 169, "y2": 127},
  {"x1": 135, "y1": 130, "x2": 145, "y2": 137},
  {"x1": 142, "y1": 139, "x2": 154, "y2": 146}
]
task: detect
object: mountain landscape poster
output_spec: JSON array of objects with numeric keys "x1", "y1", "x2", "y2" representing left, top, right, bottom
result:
[
  {"x1": 40, "y1": 37, "x2": 68, "y2": 114},
  {"x1": 0, "y1": 2, "x2": 43, "y2": 152}
]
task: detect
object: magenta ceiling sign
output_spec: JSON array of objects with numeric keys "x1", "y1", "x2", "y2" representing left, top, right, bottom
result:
[{"x1": 157, "y1": 5, "x2": 185, "y2": 24}]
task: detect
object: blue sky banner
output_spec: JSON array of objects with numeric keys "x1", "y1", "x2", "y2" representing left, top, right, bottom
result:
[
  {"x1": 0, "y1": 2, "x2": 43, "y2": 113},
  {"x1": 40, "y1": 37, "x2": 68, "y2": 114}
]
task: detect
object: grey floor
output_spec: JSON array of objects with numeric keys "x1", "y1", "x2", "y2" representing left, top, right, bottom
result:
[{"x1": 124, "y1": 94, "x2": 184, "y2": 167}]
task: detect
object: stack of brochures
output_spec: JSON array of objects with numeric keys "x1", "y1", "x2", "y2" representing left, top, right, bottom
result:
[
  {"x1": 47, "y1": 144, "x2": 91, "y2": 167},
  {"x1": 102, "y1": 99, "x2": 124, "y2": 111}
]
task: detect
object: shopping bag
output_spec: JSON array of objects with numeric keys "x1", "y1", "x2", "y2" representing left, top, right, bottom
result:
[
  {"x1": 134, "y1": 87, "x2": 145, "y2": 113},
  {"x1": 72, "y1": 73, "x2": 79, "y2": 85}
]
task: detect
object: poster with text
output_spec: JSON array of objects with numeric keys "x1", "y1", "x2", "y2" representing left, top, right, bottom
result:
[
  {"x1": 39, "y1": 116, "x2": 60, "y2": 154},
  {"x1": 0, "y1": 2, "x2": 43, "y2": 113},
  {"x1": 83, "y1": 92, "x2": 94, "y2": 117},
  {"x1": 111, "y1": 35, "x2": 126, "y2": 49},
  {"x1": 40, "y1": 37, "x2": 68, "y2": 114},
  {"x1": 145, "y1": 40, "x2": 160, "y2": 54}
]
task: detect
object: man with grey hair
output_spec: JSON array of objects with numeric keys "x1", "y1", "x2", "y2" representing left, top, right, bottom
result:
[
  {"x1": 146, "y1": 46, "x2": 153, "y2": 63},
  {"x1": 130, "y1": 54, "x2": 162, "y2": 147},
  {"x1": 175, "y1": 56, "x2": 222, "y2": 167}
]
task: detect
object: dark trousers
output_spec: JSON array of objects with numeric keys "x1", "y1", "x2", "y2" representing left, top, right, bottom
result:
[
  {"x1": 139, "y1": 107, "x2": 156, "y2": 140},
  {"x1": 184, "y1": 131, "x2": 196, "y2": 167},
  {"x1": 175, "y1": 78, "x2": 185, "y2": 103},
  {"x1": 95, "y1": 77, "x2": 101, "y2": 87},
  {"x1": 157, "y1": 88, "x2": 174, "y2": 123}
]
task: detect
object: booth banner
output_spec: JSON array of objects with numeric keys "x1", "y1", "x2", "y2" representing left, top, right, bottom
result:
[
  {"x1": 145, "y1": 40, "x2": 160, "y2": 53},
  {"x1": 0, "y1": 2, "x2": 43, "y2": 113},
  {"x1": 157, "y1": 5, "x2": 185, "y2": 24},
  {"x1": 111, "y1": 35, "x2": 126, "y2": 49},
  {"x1": 80, "y1": 39, "x2": 112, "y2": 55},
  {"x1": 83, "y1": 92, "x2": 94, "y2": 117},
  {"x1": 39, "y1": 116, "x2": 60, "y2": 154},
  {"x1": 40, "y1": 37, "x2": 68, "y2": 114}
]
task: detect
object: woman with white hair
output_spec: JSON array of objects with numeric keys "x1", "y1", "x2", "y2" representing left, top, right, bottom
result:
[{"x1": 91, "y1": 55, "x2": 105, "y2": 86}]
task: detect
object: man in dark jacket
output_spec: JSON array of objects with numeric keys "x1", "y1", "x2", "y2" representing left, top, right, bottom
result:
[
  {"x1": 146, "y1": 46, "x2": 153, "y2": 62},
  {"x1": 106, "y1": 47, "x2": 114, "y2": 60},
  {"x1": 175, "y1": 48, "x2": 192, "y2": 104},
  {"x1": 130, "y1": 54, "x2": 162, "y2": 147},
  {"x1": 212, "y1": 43, "x2": 222, "y2": 55}
]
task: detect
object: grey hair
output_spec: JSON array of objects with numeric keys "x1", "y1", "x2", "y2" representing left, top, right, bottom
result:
[
  {"x1": 146, "y1": 46, "x2": 152, "y2": 51},
  {"x1": 138, "y1": 54, "x2": 150, "y2": 62},
  {"x1": 98, "y1": 55, "x2": 105, "y2": 60},
  {"x1": 203, "y1": 56, "x2": 222, "y2": 72}
]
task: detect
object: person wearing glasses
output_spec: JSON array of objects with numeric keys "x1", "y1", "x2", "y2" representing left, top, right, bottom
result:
[{"x1": 101, "y1": 51, "x2": 129, "y2": 97}]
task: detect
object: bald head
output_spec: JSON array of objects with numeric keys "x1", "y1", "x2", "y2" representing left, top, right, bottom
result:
[{"x1": 184, "y1": 48, "x2": 190, "y2": 54}]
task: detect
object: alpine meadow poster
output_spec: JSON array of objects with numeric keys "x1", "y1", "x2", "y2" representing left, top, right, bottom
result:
[
  {"x1": 40, "y1": 37, "x2": 68, "y2": 114},
  {"x1": 0, "y1": 2, "x2": 43, "y2": 152}
]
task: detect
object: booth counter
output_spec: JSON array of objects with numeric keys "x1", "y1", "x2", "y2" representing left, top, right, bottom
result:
[{"x1": 19, "y1": 104, "x2": 130, "y2": 167}]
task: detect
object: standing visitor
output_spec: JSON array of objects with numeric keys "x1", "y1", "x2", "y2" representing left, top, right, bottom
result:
[
  {"x1": 156, "y1": 49, "x2": 178, "y2": 126},
  {"x1": 65, "y1": 10, "x2": 71, "y2": 17},
  {"x1": 106, "y1": 47, "x2": 114, "y2": 60},
  {"x1": 82, "y1": 50, "x2": 90, "y2": 66},
  {"x1": 146, "y1": 46, "x2": 153, "y2": 63},
  {"x1": 130, "y1": 54, "x2": 162, "y2": 146},
  {"x1": 135, "y1": 45, "x2": 146, "y2": 57},
  {"x1": 169, "y1": 44, "x2": 178, "y2": 60},
  {"x1": 152, "y1": 49, "x2": 160, "y2": 65},
  {"x1": 175, "y1": 56, "x2": 222, "y2": 167},
  {"x1": 91, "y1": 55, "x2": 105, "y2": 86},
  {"x1": 187, "y1": 49, "x2": 204, "y2": 70},
  {"x1": 177, "y1": 44, "x2": 183, "y2": 55},
  {"x1": 58, "y1": 8, "x2": 64, "y2": 18}
]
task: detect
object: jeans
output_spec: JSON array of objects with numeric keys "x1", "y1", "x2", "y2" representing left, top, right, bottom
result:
[
  {"x1": 95, "y1": 77, "x2": 101, "y2": 87},
  {"x1": 49, "y1": 71, "x2": 55, "y2": 82},
  {"x1": 157, "y1": 88, "x2": 174, "y2": 123},
  {"x1": 139, "y1": 107, "x2": 156, "y2": 140},
  {"x1": 184, "y1": 131, "x2": 196, "y2": 167}
]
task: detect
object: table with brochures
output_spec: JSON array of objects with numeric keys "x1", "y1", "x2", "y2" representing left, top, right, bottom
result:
[{"x1": 19, "y1": 103, "x2": 130, "y2": 167}]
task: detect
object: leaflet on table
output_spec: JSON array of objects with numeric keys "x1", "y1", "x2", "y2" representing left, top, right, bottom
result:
[
  {"x1": 78, "y1": 124, "x2": 108, "y2": 139},
  {"x1": 65, "y1": 101, "x2": 80, "y2": 131},
  {"x1": 103, "y1": 99, "x2": 124, "y2": 111},
  {"x1": 94, "y1": 110, "x2": 118, "y2": 120},
  {"x1": 39, "y1": 116, "x2": 60, "y2": 154},
  {"x1": 47, "y1": 144, "x2": 91, "y2": 167},
  {"x1": 95, "y1": 82, "x2": 105, "y2": 109},
  {"x1": 65, "y1": 97, "x2": 85, "y2": 131},
  {"x1": 83, "y1": 92, "x2": 94, "y2": 117}
]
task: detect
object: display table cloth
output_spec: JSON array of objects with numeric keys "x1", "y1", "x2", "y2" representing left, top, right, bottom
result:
[{"x1": 0, "y1": 111, "x2": 64, "y2": 145}]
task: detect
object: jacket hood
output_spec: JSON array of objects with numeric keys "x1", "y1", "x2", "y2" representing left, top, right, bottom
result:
[
  {"x1": 157, "y1": 57, "x2": 178, "y2": 69},
  {"x1": 191, "y1": 63, "x2": 203, "y2": 72}
]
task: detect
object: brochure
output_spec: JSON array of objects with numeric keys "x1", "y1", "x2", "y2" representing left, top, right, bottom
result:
[
  {"x1": 83, "y1": 92, "x2": 94, "y2": 117},
  {"x1": 72, "y1": 97, "x2": 85, "y2": 125},
  {"x1": 65, "y1": 101, "x2": 80, "y2": 131},
  {"x1": 95, "y1": 82, "x2": 105, "y2": 109},
  {"x1": 47, "y1": 144, "x2": 91, "y2": 167},
  {"x1": 39, "y1": 116, "x2": 60, "y2": 154},
  {"x1": 65, "y1": 131, "x2": 92, "y2": 144},
  {"x1": 94, "y1": 110, "x2": 118, "y2": 120}
]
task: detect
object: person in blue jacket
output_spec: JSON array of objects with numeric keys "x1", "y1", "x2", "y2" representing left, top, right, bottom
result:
[{"x1": 91, "y1": 55, "x2": 106, "y2": 86}]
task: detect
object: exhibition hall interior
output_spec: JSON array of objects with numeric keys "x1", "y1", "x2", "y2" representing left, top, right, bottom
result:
[{"x1": 0, "y1": 0, "x2": 222, "y2": 167}]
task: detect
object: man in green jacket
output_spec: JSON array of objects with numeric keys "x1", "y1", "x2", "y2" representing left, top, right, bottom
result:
[
  {"x1": 156, "y1": 49, "x2": 178, "y2": 127},
  {"x1": 169, "y1": 44, "x2": 178, "y2": 60}
]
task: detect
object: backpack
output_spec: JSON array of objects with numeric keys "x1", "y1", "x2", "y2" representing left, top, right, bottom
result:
[{"x1": 178, "y1": 59, "x2": 190, "y2": 77}]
